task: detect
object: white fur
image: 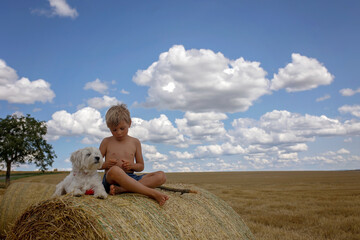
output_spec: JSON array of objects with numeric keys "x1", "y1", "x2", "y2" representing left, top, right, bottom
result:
[{"x1": 53, "y1": 147, "x2": 107, "y2": 199}]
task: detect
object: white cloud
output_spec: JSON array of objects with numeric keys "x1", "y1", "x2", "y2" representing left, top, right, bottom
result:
[
  {"x1": 84, "y1": 78, "x2": 108, "y2": 94},
  {"x1": 152, "y1": 162, "x2": 169, "y2": 170},
  {"x1": 194, "y1": 143, "x2": 245, "y2": 158},
  {"x1": 0, "y1": 59, "x2": 55, "y2": 104},
  {"x1": 32, "y1": 0, "x2": 78, "y2": 19},
  {"x1": 11, "y1": 111, "x2": 24, "y2": 117},
  {"x1": 286, "y1": 143, "x2": 308, "y2": 152},
  {"x1": 133, "y1": 45, "x2": 270, "y2": 113},
  {"x1": 337, "y1": 148, "x2": 350, "y2": 154},
  {"x1": 129, "y1": 114, "x2": 187, "y2": 147},
  {"x1": 271, "y1": 53, "x2": 334, "y2": 92},
  {"x1": 316, "y1": 94, "x2": 331, "y2": 102},
  {"x1": 43, "y1": 107, "x2": 360, "y2": 170},
  {"x1": 217, "y1": 110, "x2": 360, "y2": 168},
  {"x1": 120, "y1": 89, "x2": 130, "y2": 94},
  {"x1": 87, "y1": 95, "x2": 121, "y2": 109},
  {"x1": 230, "y1": 110, "x2": 356, "y2": 148},
  {"x1": 49, "y1": 0, "x2": 78, "y2": 18},
  {"x1": 169, "y1": 151, "x2": 194, "y2": 159},
  {"x1": 303, "y1": 148, "x2": 357, "y2": 166},
  {"x1": 142, "y1": 144, "x2": 168, "y2": 162},
  {"x1": 339, "y1": 105, "x2": 360, "y2": 118},
  {"x1": 339, "y1": 87, "x2": 360, "y2": 96},
  {"x1": 46, "y1": 107, "x2": 109, "y2": 143},
  {"x1": 175, "y1": 111, "x2": 228, "y2": 143}
]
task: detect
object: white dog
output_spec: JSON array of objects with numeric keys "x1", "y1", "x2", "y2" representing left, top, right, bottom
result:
[{"x1": 54, "y1": 147, "x2": 107, "y2": 199}]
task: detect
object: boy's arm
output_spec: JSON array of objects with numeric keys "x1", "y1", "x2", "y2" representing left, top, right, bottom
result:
[
  {"x1": 99, "y1": 138, "x2": 118, "y2": 170},
  {"x1": 122, "y1": 139, "x2": 144, "y2": 172}
]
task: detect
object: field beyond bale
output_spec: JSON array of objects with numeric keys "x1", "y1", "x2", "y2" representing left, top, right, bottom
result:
[{"x1": 1, "y1": 171, "x2": 360, "y2": 240}]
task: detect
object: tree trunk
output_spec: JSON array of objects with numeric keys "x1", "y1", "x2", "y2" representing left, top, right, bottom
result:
[{"x1": 5, "y1": 161, "x2": 11, "y2": 188}]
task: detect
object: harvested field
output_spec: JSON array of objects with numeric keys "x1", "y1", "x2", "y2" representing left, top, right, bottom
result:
[
  {"x1": 165, "y1": 171, "x2": 360, "y2": 240},
  {"x1": 1, "y1": 171, "x2": 359, "y2": 239}
]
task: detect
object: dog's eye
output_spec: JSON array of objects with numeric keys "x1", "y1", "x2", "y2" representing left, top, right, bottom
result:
[{"x1": 86, "y1": 153, "x2": 91, "y2": 157}]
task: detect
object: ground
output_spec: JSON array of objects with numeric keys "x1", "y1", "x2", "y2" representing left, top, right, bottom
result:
[{"x1": 1, "y1": 171, "x2": 359, "y2": 240}]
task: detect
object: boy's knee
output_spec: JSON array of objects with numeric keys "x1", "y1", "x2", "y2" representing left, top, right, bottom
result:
[
  {"x1": 107, "y1": 166, "x2": 125, "y2": 179},
  {"x1": 157, "y1": 171, "x2": 166, "y2": 184}
]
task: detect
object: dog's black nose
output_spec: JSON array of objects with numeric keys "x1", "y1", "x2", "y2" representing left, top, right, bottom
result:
[{"x1": 95, "y1": 156, "x2": 100, "y2": 162}]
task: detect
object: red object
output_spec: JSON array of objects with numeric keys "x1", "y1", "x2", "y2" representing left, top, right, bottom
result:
[{"x1": 85, "y1": 189, "x2": 94, "y2": 195}]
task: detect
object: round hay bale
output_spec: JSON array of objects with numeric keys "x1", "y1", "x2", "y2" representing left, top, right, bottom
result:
[
  {"x1": 0, "y1": 182, "x2": 56, "y2": 237},
  {"x1": 5, "y1": 183, "x2": 254, "y2": 240}
]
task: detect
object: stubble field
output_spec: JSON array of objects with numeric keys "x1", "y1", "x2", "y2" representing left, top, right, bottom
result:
[{"x1": 1, "y1": 171, "x2": 359, "y2": 239}]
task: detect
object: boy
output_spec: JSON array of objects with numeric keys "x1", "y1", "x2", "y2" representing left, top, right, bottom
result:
[{"x1": 100, "y1": 104, "x2": 169, "y2": 206}]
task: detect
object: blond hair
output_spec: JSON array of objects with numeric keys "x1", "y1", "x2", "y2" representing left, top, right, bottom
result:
[{"x1": 105, "y1": 104, "x2": 131, "y2": 127}]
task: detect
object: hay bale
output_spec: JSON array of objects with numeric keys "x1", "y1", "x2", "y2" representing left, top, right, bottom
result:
[
  {"x1": 0, "y1": 182, "x2": 56, "y2": 237},
  {"x1": 4, "y1": 183, "x2": 254, "y2": 240}
]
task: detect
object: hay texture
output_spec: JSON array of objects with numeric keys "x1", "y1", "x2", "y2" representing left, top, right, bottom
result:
[
  {"x1": 3, "y1": 182, "x2": 254, "y2": 240},
  {"x1": 0, "y1": 182, "x2": 56, "y2": 237}
]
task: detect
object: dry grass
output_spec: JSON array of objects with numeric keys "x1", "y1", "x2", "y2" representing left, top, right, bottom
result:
[
  {"x1": 2, "y1": 182, "x2": 253, "y2": 239},
  {"x1": 166, "y1": 171, "x2": 360, "y2": 240},
  {"x1": 1, "y1": 171, "x2": 360, "y2": 239}
]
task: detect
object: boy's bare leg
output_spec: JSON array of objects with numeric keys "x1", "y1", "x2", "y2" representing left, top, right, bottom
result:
[
  {"x1": 139, "y1": 171, "x2": 166, "y2": 188},
  {"x1": 111, "y1": 171, "x2": 166, "y2": 195},
  {"x1": 107, "y1": 166, "x2": 169, "y2": 206}
]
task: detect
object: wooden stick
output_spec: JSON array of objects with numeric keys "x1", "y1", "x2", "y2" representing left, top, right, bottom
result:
[{"x1": 157, "y1": 186, "x2": 198, "y2": 195}]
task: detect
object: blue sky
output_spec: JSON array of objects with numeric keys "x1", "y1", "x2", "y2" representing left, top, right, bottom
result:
[{"x1": 1, "y1": 0, "x2": 359, "y2": 172}]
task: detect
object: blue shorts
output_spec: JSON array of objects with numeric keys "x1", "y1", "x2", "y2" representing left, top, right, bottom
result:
[{"x1": 102, "y1": 172, "x2": 146, "y2": 193}]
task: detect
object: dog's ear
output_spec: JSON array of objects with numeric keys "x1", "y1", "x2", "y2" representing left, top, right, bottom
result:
[{"x1": 70, "y1": 149, "x2": 83, "y2": 169}]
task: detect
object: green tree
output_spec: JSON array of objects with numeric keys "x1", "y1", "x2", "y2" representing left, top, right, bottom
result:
[{"x1": 0, "y1": 114, "x2": 56, "y2": 187}]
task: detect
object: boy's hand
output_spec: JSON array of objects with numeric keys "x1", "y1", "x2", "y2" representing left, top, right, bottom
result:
[
  {"x1": 121, "y1": 160, "x2": 133, "y2": 171},
  {"x1": 104, "y1": 159, "x2": 119, "y2": 169}
]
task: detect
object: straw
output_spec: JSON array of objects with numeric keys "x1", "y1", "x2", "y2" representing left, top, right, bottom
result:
[{"x1": 2, "y1": 182, "x2": 254, "y2": 240}]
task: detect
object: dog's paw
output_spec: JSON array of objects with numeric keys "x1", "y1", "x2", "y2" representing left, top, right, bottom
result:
[
  {"x1": 94, "y1": 189, "x2": 108, "y2": 199},
  {"x1": 72, "y1": 189, "x2": 84, "y2": 197},
  {"x1": 95, "y1": 193, "x2": 107, "y2": 199}
]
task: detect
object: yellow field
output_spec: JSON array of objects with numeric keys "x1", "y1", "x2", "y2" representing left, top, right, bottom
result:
[{"x1": 1, "y1": 171, "x2": 359, "y2": 239}]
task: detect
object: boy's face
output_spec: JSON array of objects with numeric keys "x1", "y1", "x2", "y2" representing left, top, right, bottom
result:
[{"x1": 109, "y1": 121, "x2": 130, "y2": 141}]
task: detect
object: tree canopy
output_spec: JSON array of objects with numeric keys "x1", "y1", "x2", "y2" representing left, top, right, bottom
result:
[{"x1": 0, "y1": 114, "x2": 56, "y2": 186}]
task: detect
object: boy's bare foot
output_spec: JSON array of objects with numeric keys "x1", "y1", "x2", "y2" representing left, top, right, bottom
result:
[
  {"x1": 110, "y1": 185, "x2": 169, "y2": 206},
  {"x1": 109, "y1": 185, "x2": 127, "y2": 195},
  {"x1": 153, "y1": 191, "x2": 169, "y2": 206}
]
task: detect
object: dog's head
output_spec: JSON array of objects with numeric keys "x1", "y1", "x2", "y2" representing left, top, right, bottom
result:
[{"x1": 70, "y1": 147, "x2": 103, "y2": 171}]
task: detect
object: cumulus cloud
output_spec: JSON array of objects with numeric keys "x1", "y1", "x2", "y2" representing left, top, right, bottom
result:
[
  {"x1": 32, "y1": 0, "x2": 78, "y2": 19},
  {"x1": 142, "y1": 144, "x2": 168, "y2": 162},
  {"x1": 169, "y1": 110, "x2": 360, "y2": 168},
  {"x1": 169, "y1": 151, "x2": 194, "y2": 159},
  {"x1": 230, "y1": 110, "x2": 354, "y2": 147},
  {"x1": 316, "y1": 94, "x2": 331, "y2": 102},
  {"x1": 303, "y1": 148, "x2": 358, "y2": 166},
  {"x1": 84, "y1": 79, "x2": 108, "y2": 94},
  {"x1": 44, "y1": 106, "x2": 360, "y2": 170},
  {"x1": 49, "y1": 0, "x2": 78, "y2": 18},
  {"x1": 339, "y1": 105, "x2": 360, "y2": 118},
  {"x1": 133, "y1": 45, "x2": 270, "y2": 113},
  {"x1": 120, "y1": 89, "x2": 130, "y2": 94},
  {"x1": 194, "y1": 143, "x2": 245, "y2": 158},
  {"x1": 339, "y1": 87, "x2": 360, "y2": 96},
  {"x1": 271, "y1": 53, "x2": 334, "y2": 92},
  {"x1": 0, "y1": 59, "x2": 55, "y2": 104},
  {"x1": 46, "y1": 107, "x2": 109, "y2": 143},
  {"x1": 87, "y1": 95, "x2": 121, "y2": 109},
  {"x1": 129, "y1": 114, "x2": 187, "y2": 147},
  {"x1": 175, "y1": 111, "x2": 228, "y2": 143}
]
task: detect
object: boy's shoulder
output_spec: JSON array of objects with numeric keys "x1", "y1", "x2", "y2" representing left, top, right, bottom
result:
[
  {"x1": 100, "y1": 136, "x2": 114, "y2": 144},
  {"x1": 127, "y1": 135, "x2": 141, "y2": 143}
]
